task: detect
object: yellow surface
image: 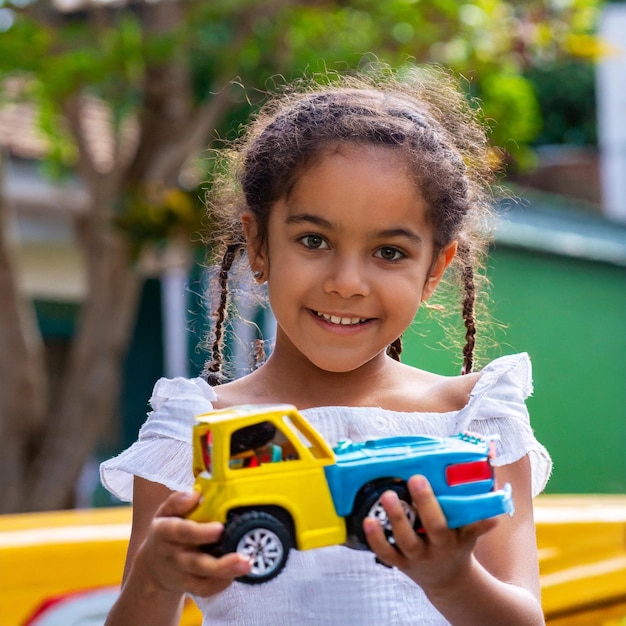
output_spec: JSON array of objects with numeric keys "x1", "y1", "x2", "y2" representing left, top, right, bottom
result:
[
  {"x1": 535, "y1": 495, "x2": 626, "y2": 624},
  {"x1": 0, "y1": 507, "x2": 129, "y2": 626},
  {"x1": 0, "y1": 495, "x2": 624, "y2": 625},
  {"x1": 0, "y1": 507, "x2": 201, "y2": 626}
]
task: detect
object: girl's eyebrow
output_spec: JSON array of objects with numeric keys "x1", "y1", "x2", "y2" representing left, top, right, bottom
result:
[
  {"x1": 285, "y1": 213, "x2": 423, "y2": 245},
  {"x1": 378, "y1": 228, "x2": 423, "y2": 246},
  {"x1": 285, "y1": 213, "x2": 332, "y2": 228}
]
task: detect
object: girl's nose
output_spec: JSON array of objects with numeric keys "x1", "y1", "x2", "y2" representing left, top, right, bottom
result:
[{"x1": 323, "y1": 255, "x2": 370, "y2": 298}]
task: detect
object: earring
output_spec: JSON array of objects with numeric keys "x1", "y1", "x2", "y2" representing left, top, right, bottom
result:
[{"x1": 253, "y1": 270, "x2": 262, "y2": 280}]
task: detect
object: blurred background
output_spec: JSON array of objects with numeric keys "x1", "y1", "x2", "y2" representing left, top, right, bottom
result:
[
  {"x1": 0, "y1": 0, "x2": 624, "y2": 513},
  {"x1": 1, "y1": 1, "x2": 626, "y2": 624}
]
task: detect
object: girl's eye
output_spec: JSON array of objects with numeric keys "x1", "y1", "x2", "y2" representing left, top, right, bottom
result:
[
  {"x1": 300, "y1": 234, "x2": 328, "y2": 249},
  {"x1": 376, "y1": 246, "x2": 404, "y2": 261}
]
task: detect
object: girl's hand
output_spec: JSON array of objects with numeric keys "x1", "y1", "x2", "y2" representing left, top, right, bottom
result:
[
  {"x1": 363, "y1": 475, "x2": 497, "y2": 592},
  {"x1": 132, "y1": 490, "x2": 252, "y2": 598}
]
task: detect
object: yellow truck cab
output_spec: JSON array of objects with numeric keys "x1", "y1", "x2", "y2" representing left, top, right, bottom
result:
[{"x1": 187, "y1": 404, "x2": 348, "y2": 567}]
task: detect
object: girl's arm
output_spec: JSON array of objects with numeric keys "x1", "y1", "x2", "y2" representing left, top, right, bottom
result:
[
  {"x1": 104, "y1": 477, "x2": 251, "y2": 626},
  {"x1": 364, "y1": 454, "x2": 545, "y2": 626}
]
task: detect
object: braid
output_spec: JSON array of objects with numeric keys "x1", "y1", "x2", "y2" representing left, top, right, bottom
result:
[
  {"x1": 203, "y1": 242, "x2": 242, "y2": 386},
  {"x1": 387, "y1": 337, "x2": 403, "y2": 361},
  {"x1": 458, "y1": 242, "x2": 476, "y2": 375}
]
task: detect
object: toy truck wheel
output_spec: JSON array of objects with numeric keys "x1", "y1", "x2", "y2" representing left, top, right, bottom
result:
[
  {"x1": 222, "y1": 511, "x2": 293, "y2": 584},
  {"x1": 354, "y1": 483, "x2": 418, "y2": 546}
]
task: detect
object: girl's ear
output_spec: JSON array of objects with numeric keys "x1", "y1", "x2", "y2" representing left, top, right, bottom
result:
[
  {"x1": 242, "y1": 211, "x2": 267, "y2": 278},
  {"x1": 422, "y1": 241, "x2": 458, "y2": 302}
]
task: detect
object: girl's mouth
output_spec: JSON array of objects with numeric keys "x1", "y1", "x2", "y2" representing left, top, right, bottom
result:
[{"x1": 312, "y1": 310, "x2": 370, "y2": 326}]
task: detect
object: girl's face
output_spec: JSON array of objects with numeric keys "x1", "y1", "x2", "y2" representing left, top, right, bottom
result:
[{"x1": 245, "y1": 143, "x2": 456, "y2": 374}]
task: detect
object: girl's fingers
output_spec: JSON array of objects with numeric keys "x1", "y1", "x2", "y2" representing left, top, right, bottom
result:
[
  {"x1": 406, "y1": 475, "x2": 498, "y2": 544},
  {"x1": 181, "y1": 550, "x2": 252, "y2": 580},
  {"x1": 364, "y1": 476, "x2": 502, "y2": 593},
  {"x1": 178, "y1": 553, "x2": 252, "y2": 598},
  {"x1": 367, "y1": 476, "x2": 499, "y2": 558},
  {"x1": 406, "y1": 475, "x2": 449, "y2": 541},
  {"x1": 363, "y1": 515, "x2": 406, "y2": 566},
  {"x1": 156, "y1": 490, "x2": 201, "y2": 518},
  {"x1": 134, "y1": 491, "x2": 252, "y2": 598},
  {"x1": 154, "y1": 516, "x2": 225, "y2": 548},
  {"x1": 363, "y1": 490, "x2": 424, "y2": 566},
  {"x1": 151, "y1": 491, "x2": 225, "y2": 548},
  {"x1": 379, "y1": 490, "x2": 423, "y2": 555}
]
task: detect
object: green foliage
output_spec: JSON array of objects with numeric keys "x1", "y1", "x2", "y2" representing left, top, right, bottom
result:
[
  {"x1": 115, "y1": 184, "x2": 206, "y2": 256},
  {"x1": 480, "y1": 73, "x2": 542, "y2": 168},
  {"x1": 525, "y1": 60, "x2": 597, "y2": 146},
  {"x1": 0, "y1": 0, "x2": 605, "y2": 243}
]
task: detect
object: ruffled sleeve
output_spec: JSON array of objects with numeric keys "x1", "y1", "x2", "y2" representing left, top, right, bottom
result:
[
  {"x1": 100, "y1": 377, "x2": 217, "y2": 502},
  {"x1": 454, "y1": 353, "x2": 552, "y2": 497}
]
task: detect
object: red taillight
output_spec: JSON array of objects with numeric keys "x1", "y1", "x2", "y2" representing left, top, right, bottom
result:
[
  {"x1": 446, "y1": 460, "x2": 493, "y2": 486},
  {"x1": 201, "y1": 431, "x2": 212, "y2": 471}
]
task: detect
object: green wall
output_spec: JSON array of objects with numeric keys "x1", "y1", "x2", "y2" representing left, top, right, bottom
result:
[
  {"x1": 120, "y1": 278, "x2": 165, "y2": 450},
  {"x1": 403, "y1": 246, "x2": 626, "y2": 494}
]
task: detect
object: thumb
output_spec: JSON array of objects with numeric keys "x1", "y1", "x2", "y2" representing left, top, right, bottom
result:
[{"x1": 157, "y1": 490, "x2": 201, "y2": 519}]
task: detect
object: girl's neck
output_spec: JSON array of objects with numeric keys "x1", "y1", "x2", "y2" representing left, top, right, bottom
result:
[
  {"x1": 247, "y1": 344, "x2": 396, "y2": 409},
  {"x1": 214, "y1": 329, "x2": 469, "y2": 413}
]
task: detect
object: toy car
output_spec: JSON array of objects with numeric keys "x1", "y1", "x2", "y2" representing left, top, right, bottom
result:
[{"x1": 187, "y1": 404, "x2": 514, "y2": 584}]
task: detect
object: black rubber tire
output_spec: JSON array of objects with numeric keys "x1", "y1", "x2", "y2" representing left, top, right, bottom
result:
[
  {"x1": 222, "y1": 511, "x2": 293, "y2": 584},
  {"x1": 352, "y1": 482, "x2": 418, "y2": 547}
]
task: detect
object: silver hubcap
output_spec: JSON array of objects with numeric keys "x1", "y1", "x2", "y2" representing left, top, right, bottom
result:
[
  {"x1": 237, "y1": 528, "x2": 284, "y2": 576},
  {"x1": 368, "y1": 497, "x2": 417, "y2": 531}
]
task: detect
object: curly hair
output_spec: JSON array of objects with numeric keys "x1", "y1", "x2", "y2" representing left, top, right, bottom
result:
[{"x1": 202, "y1": 65, "x2": 498, "y2": 383}]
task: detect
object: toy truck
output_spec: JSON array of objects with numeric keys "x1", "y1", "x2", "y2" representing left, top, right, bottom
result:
[{"x1": 187, "y1": 404, "x2": 514, "y2": 584}]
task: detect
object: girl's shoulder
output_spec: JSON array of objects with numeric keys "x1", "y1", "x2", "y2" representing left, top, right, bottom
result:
[{"x1": 390, "y1": 353, "x2": 531, "y2": 414}]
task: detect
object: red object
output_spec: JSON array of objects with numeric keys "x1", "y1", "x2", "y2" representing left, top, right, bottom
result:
[
  {"x1": 446, "y1": 460, "x2": 492, "y2": 486},
  {"x1": 201, "y1": 432, "x2": 212, "y2": 470}
]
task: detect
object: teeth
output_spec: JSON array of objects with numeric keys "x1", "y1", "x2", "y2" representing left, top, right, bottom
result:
[{"x1": 317, "y1": 312, "x2": 366, "y2": 325}]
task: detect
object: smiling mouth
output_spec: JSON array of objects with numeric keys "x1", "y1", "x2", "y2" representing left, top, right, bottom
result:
[{"x1": 313, "y1": 310, "x2": 371, "y2": 326}]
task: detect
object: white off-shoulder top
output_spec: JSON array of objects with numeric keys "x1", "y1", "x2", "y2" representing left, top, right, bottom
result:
[{"x1": 101, "y1": 353, "x2": 551, "y2": 626}]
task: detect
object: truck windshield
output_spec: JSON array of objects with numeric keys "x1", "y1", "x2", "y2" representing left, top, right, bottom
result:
[{"x1": 282, "y1": 415, "x2": 330, "y2": 460}]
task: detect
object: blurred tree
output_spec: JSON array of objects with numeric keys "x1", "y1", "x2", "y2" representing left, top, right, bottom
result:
[{"x1": 0, "y1": 0, "x2": 601, "y2": 512}]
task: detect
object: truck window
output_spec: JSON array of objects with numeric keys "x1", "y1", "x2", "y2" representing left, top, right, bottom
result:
[{"x1": 229, "y1": 421, "x2": 290, "y2": 469}]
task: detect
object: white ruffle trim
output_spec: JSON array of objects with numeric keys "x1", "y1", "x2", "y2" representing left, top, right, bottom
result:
[
  {"x1": 455, "y1": 353, "x2": 551, "y2": 496},
  {"x1": 101, "y1": 437, "x2": 195, "y2": 502}
]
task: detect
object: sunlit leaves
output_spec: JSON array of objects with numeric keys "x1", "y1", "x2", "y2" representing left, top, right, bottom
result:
[
  {"x1": 116, "y1": 183, "x2": 205, "y2": 255},
  {"x1": 0, "y1": 0, "x2": 604, "y2": 239},
  {"x1": 480, "y1": 72, "x2": 542, "y2": 167}
]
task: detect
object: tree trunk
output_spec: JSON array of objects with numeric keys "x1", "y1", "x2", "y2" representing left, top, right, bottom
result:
[
  {"x1": 0, "y1": 0, "x2": 247, "y2": 512},
  {"x1": 0, "y1": 155, "x2": 49, "y2": 513},
  {"x1": 23, "y1": 190, "x2": 142, "y2": 511}
]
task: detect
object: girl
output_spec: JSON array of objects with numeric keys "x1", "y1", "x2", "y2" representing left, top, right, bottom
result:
[{"x1": 101, "y1": 66, "x2": 551, "y2": 625}]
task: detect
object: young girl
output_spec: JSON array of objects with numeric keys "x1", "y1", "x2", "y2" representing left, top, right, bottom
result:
[{"x1": 101, "y1": 66, "x2": 551, "y2": 625}]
